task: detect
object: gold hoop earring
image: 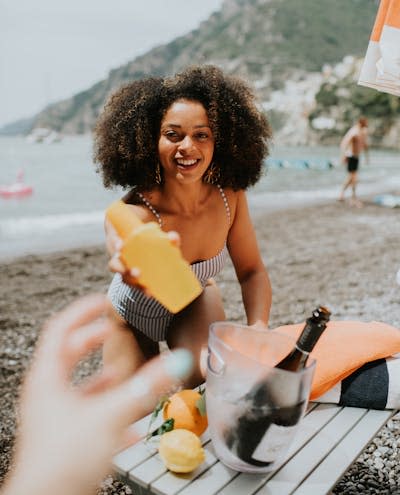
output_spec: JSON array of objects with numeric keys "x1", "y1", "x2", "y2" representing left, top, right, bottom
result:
[
  {"x1": 155, "y1": 163, "x2": 162, "y2": 185},
  {"x1": 203, "y1": 163, "x2": 220, "y2": 184}
]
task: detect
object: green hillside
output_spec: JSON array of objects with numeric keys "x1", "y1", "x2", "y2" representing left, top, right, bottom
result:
[{"x1": 4, "y1": 0, "x2": 379, "y2": 136}]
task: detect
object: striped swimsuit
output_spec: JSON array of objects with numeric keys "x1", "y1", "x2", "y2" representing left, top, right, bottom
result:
[{"x1": 108, "y1": 185, "x2": 231, "y2": 342}]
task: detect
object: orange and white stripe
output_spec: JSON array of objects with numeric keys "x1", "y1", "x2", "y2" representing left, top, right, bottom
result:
[{"x1": 358, "y1": 0, "x2": 400, "y2": 96}]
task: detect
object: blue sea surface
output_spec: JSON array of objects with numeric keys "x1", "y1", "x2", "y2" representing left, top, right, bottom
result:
[{"x1": 0, "y1": 136, "x2": 399, "y2": 260}]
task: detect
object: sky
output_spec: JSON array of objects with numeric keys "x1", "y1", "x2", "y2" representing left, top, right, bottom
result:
[{"x1": 0, "y1": 0, "x2": 223, "y2": 128}]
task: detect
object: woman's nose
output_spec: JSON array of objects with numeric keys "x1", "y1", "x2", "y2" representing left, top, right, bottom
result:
[{"x1": 178, "y1": 135, "x2": 194, "y2": 152}]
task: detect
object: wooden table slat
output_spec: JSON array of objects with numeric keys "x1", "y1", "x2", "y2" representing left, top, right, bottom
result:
[
  {"x1": 114, "y1": 401, "x2": 396, "y2": 495},
  {"x1": 177, "y1": 460, "x2": 238, "y2": 495},
  {"x1": 129, "y1": 453, "x2": 167, "y2": 488},
  {"x1": 113, "y1": 441, "x2": 158, "y2": 475},
  {"x1": 254, "y1": 407, "x2": 367, "y2": 495},
  {"x1": 216, "y1": 403, "x2": 342, "y2": 495},
  {"x1": 292, "y1": 409, "x2": 395, "y2": 495},
  {"x1": 112, "y1": 412, "x2": 163, "y2": 474},
  {"x1": 151, "y1": 442, "x2": 218, "y2": 495},
  {"x1": 133, "y1": 413, "x2": 159, "y2": 438},
  {"x1": 127, "y1": 431, "x2": 212, "y2": 489}
]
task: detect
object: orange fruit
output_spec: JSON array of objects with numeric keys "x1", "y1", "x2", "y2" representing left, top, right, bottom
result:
[{"x1": 163, "y1": 389, "x2": 207, "y2": 437}]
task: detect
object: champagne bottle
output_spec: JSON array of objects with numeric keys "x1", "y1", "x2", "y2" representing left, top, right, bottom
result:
[
  {"x1": 226, "y1": 306, "x2": 331, "y2": 467},
  {"x1": 275, "y1": 306, "x2": 331, "y2": 371}
]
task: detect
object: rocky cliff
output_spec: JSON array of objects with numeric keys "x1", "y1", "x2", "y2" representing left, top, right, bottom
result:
[{"x1": 4, "y1": 0, "x2": 398, "y2": 147}]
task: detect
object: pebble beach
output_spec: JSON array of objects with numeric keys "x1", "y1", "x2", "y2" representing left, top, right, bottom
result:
[{"x1": 0, "y1": 199, "x2": 399, "y2": 494}]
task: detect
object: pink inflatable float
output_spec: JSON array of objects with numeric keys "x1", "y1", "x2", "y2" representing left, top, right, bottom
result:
[{"x1": 0, "y1": 170, "x2": 33, "y2": 199}]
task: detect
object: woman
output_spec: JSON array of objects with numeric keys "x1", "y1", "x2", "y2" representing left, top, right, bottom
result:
[{"x1": 93, "y1": 65, "x2": 272, "y2": 388}]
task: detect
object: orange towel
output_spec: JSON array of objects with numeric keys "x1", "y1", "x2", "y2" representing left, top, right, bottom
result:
[{"x1": 273, "y1": 320, "x2": 400, "y2": 399}]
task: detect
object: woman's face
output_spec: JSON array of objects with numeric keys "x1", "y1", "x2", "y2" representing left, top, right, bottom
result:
[{"x1": 158, "y1": 99, "x2": 214, "y2": 184}]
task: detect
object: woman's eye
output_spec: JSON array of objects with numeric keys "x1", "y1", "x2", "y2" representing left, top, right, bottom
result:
[
  {"x1": 195, "y1": 133, "x2": 209, "y2": 140},
  {"x1": 165, "y1": 131, "x2": 179, "y2": 141}
]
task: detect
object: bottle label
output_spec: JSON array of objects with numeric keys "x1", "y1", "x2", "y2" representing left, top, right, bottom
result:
[{"x1": 251, "y1": 423, "x2": 295, "y2": 464}]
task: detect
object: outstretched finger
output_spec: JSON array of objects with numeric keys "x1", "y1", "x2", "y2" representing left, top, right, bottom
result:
[
  {"x1": 80, "y1": 366, "x2": 120, "y2": 396},
  {"x1": 104, "y1": 349, "x2": 194, "y2": 424},
  {"x1": 63, "y1": 318, "x2": 112, "y2": 371},
  {"x1": 31, "y1": 294, "x2": 108, "y2": 384},
  {"x1": 108, "y1": 253, "x2": 127, "y2": 274},
  {"x1": 105, "y1": 219, "x2": 123, "y2": 258}
]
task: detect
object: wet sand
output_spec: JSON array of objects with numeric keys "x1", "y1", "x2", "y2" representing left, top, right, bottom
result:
[{"x1": 0, "y1": 199, "x2": 399, "y2": 493}]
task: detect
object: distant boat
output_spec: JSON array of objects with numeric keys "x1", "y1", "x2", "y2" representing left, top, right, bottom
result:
[
  {"x1": 26, "y1": 127, "x2": 62, "y2": 144},
  {"x1": 0, "y1": 169, "x2": 33, "y2": 199}
]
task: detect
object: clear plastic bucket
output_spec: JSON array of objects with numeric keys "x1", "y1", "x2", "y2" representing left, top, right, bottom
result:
[{"x1": 206, "y1": 322, "x2": 315, "y2": 473}]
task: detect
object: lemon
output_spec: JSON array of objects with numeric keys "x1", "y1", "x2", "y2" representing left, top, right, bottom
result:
[{"x1": 159, "y1": 429, "x2": 205, "y2": 473}]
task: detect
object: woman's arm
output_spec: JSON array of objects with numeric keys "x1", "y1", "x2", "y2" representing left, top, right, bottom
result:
[{"x1": 227, "y1": 190, "x2": 272, "y2": 328}]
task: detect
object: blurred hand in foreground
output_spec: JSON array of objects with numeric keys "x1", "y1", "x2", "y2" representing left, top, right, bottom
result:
[{"x1": 2, "y1": 294, "x2": 193, "y2": 495}]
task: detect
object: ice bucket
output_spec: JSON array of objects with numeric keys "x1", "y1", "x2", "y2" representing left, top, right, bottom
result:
[{"x1": 206, "y1": 322, "x2": 316, "y2": 473}]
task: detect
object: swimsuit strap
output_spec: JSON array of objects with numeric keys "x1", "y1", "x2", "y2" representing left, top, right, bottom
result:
[
  {"x1": 136, "y1": 192, "x2": 163, "y2": 227},
  {"x1": 136, "y1": 185, "x2": 230, "y2": 228},
  {"x1": 216, "y1": 184, "x2": 231, "y2": 226}
]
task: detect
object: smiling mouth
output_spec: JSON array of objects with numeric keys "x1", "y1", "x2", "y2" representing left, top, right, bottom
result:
[{"x1": 175, "y1": 158, "x2": 199, "y2": 168}]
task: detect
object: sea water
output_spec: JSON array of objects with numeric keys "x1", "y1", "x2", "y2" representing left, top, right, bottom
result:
[
  {"x1": 0, "y1": 135, "x2": 399, "y2": 260},
  {"x1": 0, "y1": 136, "x2": 121, "y2": 259}
]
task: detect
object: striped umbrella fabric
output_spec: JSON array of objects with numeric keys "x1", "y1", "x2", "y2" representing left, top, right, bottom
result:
[{"x1": 358, "y1": 0, "x2": 400, "y2": 96}]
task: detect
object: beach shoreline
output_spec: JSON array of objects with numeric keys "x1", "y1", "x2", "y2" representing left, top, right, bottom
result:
[
  {"x1": 1, "y1": 136, "x2": 399, "y2": 264},
  {"x1": 0, "y1": 200, "x2": 399, "y2": 493},
  {"x1": 1, "y1": 181, "x2": 399, "y2": 264}
]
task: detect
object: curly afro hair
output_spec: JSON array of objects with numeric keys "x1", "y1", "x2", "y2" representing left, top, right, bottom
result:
[{"x1": 93, "y1": 65, "x2": 272, "y2": 191}]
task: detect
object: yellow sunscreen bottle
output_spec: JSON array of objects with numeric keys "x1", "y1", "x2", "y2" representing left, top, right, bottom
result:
[{"x1": 106, "y1": 200, "x2": 202, "y2": 313}]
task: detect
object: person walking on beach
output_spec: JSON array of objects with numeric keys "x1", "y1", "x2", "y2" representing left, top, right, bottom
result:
[
  {"x1": 338, "y1": 116, "x2": 369, "y2": 206},
  {"x1": 93, "y1": 65, "x2": 272, "y2": 392}
]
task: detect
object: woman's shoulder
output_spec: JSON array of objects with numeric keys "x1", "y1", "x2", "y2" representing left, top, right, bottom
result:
[
  {"x1": 220, "y1": 187, "x2": 246, "y2": 204},
  {"x1": 121, "y1": 188, "x2": 159, "y2": 223},
  {"x1": 219, "y1": 187, "x2": 248, "y2": 222},
  {"x1": 122, "y1": 187, "x2": 160, "y2": 204},
  {"x1": 122, "y1": 188, "x2": 139, "y2": 204}
]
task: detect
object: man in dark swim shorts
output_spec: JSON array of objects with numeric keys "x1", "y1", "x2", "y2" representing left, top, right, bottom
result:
[
  {"x1": 346, "y1": 155, "x2": 359, "y2": 173},
  {"x1": 338, "y1": 117, "x2": 369, "y2": 207}
]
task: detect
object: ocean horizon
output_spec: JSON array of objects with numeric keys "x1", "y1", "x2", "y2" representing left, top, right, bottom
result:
[{"x1": 1, "y1": 135, "x2": 399, "y2": 261}]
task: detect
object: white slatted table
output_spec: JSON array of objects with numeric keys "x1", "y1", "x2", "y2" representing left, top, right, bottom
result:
[{"x1": 112, "y1": 403, "x2": 396, "y2": 495}]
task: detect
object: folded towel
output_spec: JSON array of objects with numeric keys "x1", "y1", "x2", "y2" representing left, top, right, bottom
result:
[
  {"x1": 220, "y1": 320, "x2": 400, "y2": 409},
  {"x1": 273, "y1": 320, "x2": 400, "y2": 403}
]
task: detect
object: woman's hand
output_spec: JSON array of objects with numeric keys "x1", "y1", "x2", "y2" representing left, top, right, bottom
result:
[
  {"x1": 105, "y1": 218, "x2": 137, "y2": 282},
  {"x1": 3, "y1": 294, "x2": 193, "y2": 495},
  {"x1": 248, "y1": 320, "x2": 269, "y2": 331},
  {"x1": 105, "y1": 218, "x2": 181, "y2": 294}
]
